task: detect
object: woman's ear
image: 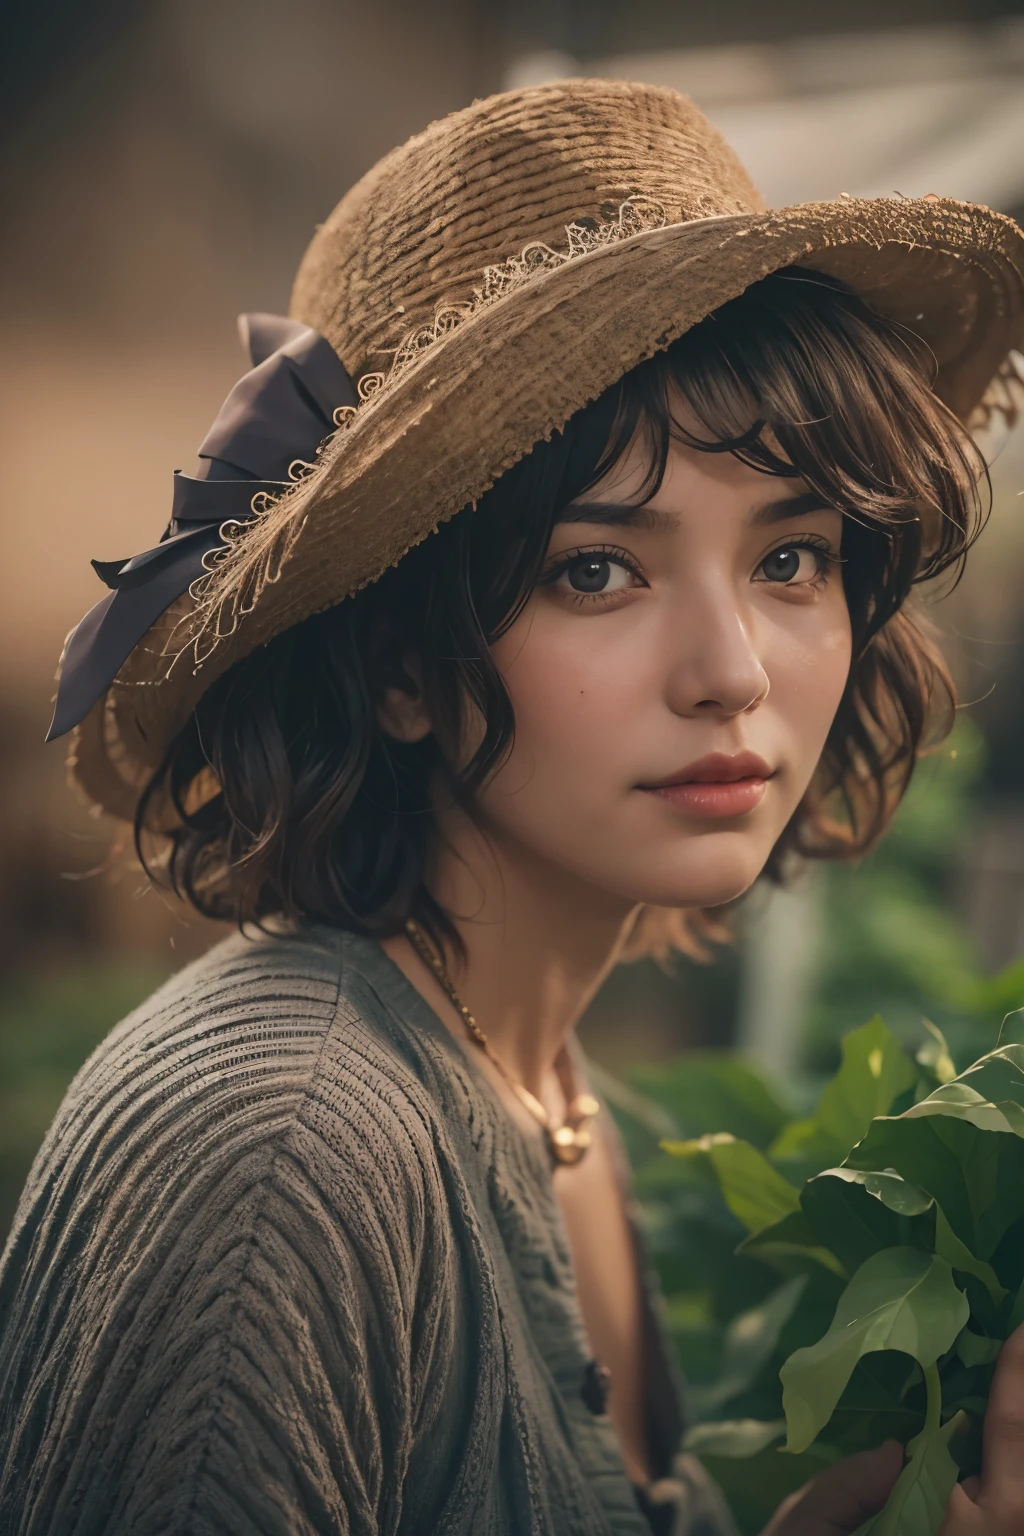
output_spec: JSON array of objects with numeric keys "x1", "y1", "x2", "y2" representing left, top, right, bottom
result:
[{"x1": 376, "y1": 656, "x2": 432, "y2": 744}]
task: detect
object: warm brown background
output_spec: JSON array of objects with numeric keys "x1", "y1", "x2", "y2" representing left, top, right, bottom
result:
[{"x1": 2, "y1": 0, "x2": 1023, "y2": 1233}]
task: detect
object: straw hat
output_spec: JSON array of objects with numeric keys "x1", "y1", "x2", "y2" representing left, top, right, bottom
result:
[{"x1": 60, "y1": 78, "x2": 1024, "y2": 818}]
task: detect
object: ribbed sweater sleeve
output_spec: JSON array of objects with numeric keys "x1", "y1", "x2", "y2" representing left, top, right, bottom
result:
[{"x1": 0, "y1": 935, "x2": 467, "y2": 1536}]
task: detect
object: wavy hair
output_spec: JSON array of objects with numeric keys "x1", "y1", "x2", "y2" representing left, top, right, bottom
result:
[{"x1": 136, "y1": 268, "x2": 987, "y2": 961}]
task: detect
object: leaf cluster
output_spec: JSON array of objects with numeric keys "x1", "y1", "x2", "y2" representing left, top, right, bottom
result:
[{"x1": 615, "y1": 1005, "x2": 1024, "y2": 1535}]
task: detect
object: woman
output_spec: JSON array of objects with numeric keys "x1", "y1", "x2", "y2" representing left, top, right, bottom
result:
[{"x1": 2, "y1": 78, "x2": 1024, "y2": 1536}]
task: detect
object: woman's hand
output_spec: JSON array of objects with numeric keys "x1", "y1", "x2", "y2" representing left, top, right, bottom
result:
[
  {"x1": 762, "y1": 1321, "x2": 1024, "y2": 1536},
  {"x1": 939, "y1": 1321, "x2": 1024, "y2": 1534},
  {"x1": 759, "y1": 1441, "x2": 903, "y2": 1535}
]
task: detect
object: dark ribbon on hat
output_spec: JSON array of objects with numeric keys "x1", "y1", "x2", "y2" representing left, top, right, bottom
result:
[{"x1": 47, "y1": 313, "x2": 358, "y2": 742}]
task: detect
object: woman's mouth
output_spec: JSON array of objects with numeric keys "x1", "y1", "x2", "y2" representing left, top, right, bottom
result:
[{"x1": 638, "y1": 751, "x2": 773, "y2": 820}]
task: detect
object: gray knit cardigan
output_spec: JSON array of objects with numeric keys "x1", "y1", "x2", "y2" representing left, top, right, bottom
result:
[{"x1": 0, "y1": 926, "x2": 737, "y2": 1536}]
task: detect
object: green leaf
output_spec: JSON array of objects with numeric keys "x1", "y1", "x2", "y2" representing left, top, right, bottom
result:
[
  {"x1": 845, "y1": 1110, "x2": 1024, "y2": 1263},
  {"x1": 780, "y1": 1248, "x2": 969, "y2": 1453},
  {"x1": 683, "y1": 1418, "x2": 786, "y2": 1458},
  {"x1": 917, "y1": 1020, "x2": 956, "y2": 1085},
  {"x1": 691, "y1": 1276, "x2": 807, "y2": 1412},
  {"x1": 837, "y1": 1168, "x2": 935, "y2": 1218},
  {"x1": 815, "y1": 1017, "x2": 919, "y2": 1142},
  {"x1": 739, "y1": 1209, "x2": 849, "y2": 1279},
  {"x1": 934, "y1": 1207, "x2": 1007, "y2": 1304},
  {"x1": 956, "y1": 1329, "x2": 1001, "y2": 1368},
  {"x1": 772, "y1": 1017, "x2": 917, "y2": 1165},
  {"x1": 853, "y1": 1410, "x2": 965, "y2": 1536},
  {"x1": 662, "y1": 1133, "x2": 801, "y2": 1235},
  {"x1": 904, "y1": 1045, "x2": 1024, "y2": 1136},
  {"x1": 825, "y1": 1352, "x2": 924, "y2": 1447},
  {"x1": 801, "y1": 1168, "x2": 934, "y2": 1277},
  {"x1": 632, "y1": 1052, "x2": 790, "y2": 1149},
  {"x1": 944, "y1": 1395, "x2": 988, "y2": 1419},
  {"x1": 997, "y1": 1008, "x2": 1024, "y2": 1050},
  {"x1": 1007, "y1": 1276, "x2": 1024, "y2": 1333}
]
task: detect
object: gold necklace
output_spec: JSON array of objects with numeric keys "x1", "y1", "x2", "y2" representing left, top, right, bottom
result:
[{"x1": 404, "y1": 918, "x2": 600, "y2": 1167}]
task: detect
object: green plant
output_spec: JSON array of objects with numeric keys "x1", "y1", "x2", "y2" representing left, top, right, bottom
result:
[
  {"x1": 806, "y1": 717, "x2": 1018, "y2": 1073},
  {"x1": 608, "y1": 987, "x2": 1024, "y2": 1535}
]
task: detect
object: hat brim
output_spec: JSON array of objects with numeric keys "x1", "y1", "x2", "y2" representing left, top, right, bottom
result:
[{"x1": 73, "y1": 193, "x2": 1024, "y2": 818}]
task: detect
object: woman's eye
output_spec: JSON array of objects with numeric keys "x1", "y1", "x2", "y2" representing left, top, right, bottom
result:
[
  {"x1": 757, "y1": 544, "x2": 825, "y2": 585},
  {"x1": 557, "y1": 554, "x2": 634, "y2": 595}
]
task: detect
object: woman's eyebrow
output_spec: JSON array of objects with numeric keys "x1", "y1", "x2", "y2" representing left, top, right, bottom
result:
[
  {"x1": 556, "y1": 502, "x2": 678, "y2": 531},
  {"x1": 751, "y1": 491, "x2": 833, "y2": 525},
  {"x1": 558, "y1": 491, "x2": 832, "y2": 531}
]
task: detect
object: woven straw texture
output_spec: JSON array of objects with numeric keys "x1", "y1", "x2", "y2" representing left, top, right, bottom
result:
[{"x1": 68, "y1": 78, "x2": 1024, "y2": 817}]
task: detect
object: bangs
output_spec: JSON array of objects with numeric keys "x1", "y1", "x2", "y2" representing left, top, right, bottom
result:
[
  {"x1": 589, "y1": 267, "x2": 988, "y2": 598},
  {"x1": 138, "y1": 266, "x2": 984, "y2": 962}
]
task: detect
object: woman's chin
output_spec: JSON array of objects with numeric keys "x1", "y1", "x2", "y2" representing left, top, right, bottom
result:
[{"x1": 608, "y1": 838, "x2": 772, "y2": 911}]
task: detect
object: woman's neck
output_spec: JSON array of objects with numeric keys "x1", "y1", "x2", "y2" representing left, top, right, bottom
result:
[{"x1": 385, "y1": 797, "x2": 640, "y2": 1098}]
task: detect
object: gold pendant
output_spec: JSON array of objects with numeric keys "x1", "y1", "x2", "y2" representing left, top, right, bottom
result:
[
  {"x1": 547, "y1": 1092, "x2": 600, "y2": 1166},
  {"x1": 402, "y1": 920, "x2": 602, "y2": 1168},
  {"x1": 548, "y1": 1124, "x2": 592, "y2": 1165}
]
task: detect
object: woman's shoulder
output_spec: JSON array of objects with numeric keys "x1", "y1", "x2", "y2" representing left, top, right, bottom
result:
[
  {"x1": 8, "y1": 926, "x2": 457, "y2": 1259},
  {"x1": 83, "y1": 922, "x2": 440, "y2": 1117},
  {"x1": 0, "y1": 926, "x2": 466, "y2": 1386},
  {"x1": 0, "y1": 928, "x2": 477, "y2": 1534}
]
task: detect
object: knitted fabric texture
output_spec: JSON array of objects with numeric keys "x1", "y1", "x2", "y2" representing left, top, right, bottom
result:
[{"x1": 0, "y1": 928, "x2": 736, "y2": 1536}]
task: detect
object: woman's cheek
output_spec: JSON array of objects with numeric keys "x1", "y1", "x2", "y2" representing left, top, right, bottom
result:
[
  {"x1": 454, "y1": 612, "x2": 598, "y2": 773},
  {"x1": 499, "y1": 651, "x2": 606, "y2": 786},
  {"x1": 490, "y1": 612, "x2": 641, "y2": 795},
  {"x1": 768, "y1": 606, "x2": 852, "y2": 784}
]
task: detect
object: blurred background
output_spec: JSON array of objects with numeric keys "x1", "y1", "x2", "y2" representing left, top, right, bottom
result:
[{"x1": 2, "y1": 0, "x2": 1024, "y2": 1249}]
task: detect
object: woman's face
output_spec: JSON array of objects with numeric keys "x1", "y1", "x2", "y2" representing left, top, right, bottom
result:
[{"x1": 462, "y1": 413, "x2": 853, "y2": 912}]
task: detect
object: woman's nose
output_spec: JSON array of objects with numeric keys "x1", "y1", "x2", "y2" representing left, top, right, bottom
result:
[{"x1": 663, "y1": 599, "x2": 769, "y2": 718}]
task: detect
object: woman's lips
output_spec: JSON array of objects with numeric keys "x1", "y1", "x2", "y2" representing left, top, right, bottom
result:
[
  {"x1": 645, "y1": 777, "x2": 768, "y2": 818},
  {"x1": 639, "y1": 751, "x2": 773, "y2": 820}
]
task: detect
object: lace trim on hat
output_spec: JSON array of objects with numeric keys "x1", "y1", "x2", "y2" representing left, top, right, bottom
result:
[
  {"x1": 345, "y1": 195, "x2": 670, "y2": 416},
  {"x1": 157, "y1": 196, "x2": 670, "y2": 672},
  {"x1": 135, "y1": 201, "x2": 1021, "y2": 687}
]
